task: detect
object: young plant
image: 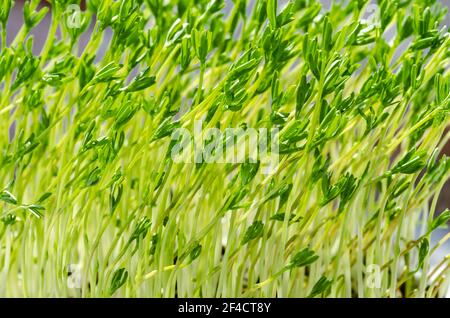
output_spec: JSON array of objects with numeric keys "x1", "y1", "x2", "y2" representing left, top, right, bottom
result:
[{"x1": 0, "y1": 0, "x2": 450, "y2": 298}]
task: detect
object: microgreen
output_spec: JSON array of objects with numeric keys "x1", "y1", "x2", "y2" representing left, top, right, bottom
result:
[{"x1": 0, "y1": 0, "x2": 450, "y2": 298}]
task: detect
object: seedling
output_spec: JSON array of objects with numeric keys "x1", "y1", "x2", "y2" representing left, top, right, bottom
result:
[{"x1": 0, "y1": 0, "x2": 449, "y2": 298}]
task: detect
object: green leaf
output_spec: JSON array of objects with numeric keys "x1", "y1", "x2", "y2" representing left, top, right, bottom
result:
[
  {"x1": 130, "y1": 217, "x2": 151, "y2": 243},
  {"x1": 394, "y1": 177, "x2": 411, "y2": 197},
  {"x1": 270, "y1": 212, "x2": 301, "y2": 223},
  {"x1": 121, "y1": 67, "x2": 156, "y2": 92},
  {"x1": 427, "y1": 155, "x2": 450, "y2": 184},
  {"x1": 180, "y1": 37, "x2": 192, "y2": 72},
  {"x1": 227, "y1": 187, "x2": 249, "y2": 210},
  {"x1": 338, "y1": 173, "x2": 358, "y2": 211},
  {"x1": 152, "y1": 118, "x2": 181, "y2": 141},
  {"x1": 428, "y1": 209, "x2": 450, "y2": 233},
  {"x1": 307, "y1": 276, "x2": 333, "y2": 298},
  {"x1": 287, "y1": 248, "x2": 319, "y2": 269},
  {"x1": 322, "y1": 15, "x2": 333, "y2": 51},
  {"x1": 109, "y1": 268, "x2": 128, "y2": 295},
  {"x1": 165, "y1": 18, "x2": 189, "y2": 47},
  {"x1": 267, "y1": 0, "x2": 277, "y2": 28},
  {"x1": 23, "y1": 2, "x2": 48, "y2": 30},
  {"x1": 189, "y1": 242, "x2": 202, "y2": 262},
  {"x1": 42, "y1": 72, "x2": 65, "y2": 87},
  {"x1": 242, "y1": 221, "x2": 264, "y2": 245},
  {"x1": 265, "y1": 182, "x2": 293, "y2": 204},
  {"x1": 229, "y1": 56, "x2": 261, "y2": 80},
  {"x1": 0, "y1": 190, "x2": 17, "y2": 205},
  {"x1": 12, "y1": 55, "x2": 39, "y2": 90},
  {"x1": 276, "y1": 0, "x2": 295, "y2": 27},
  {"x1": 84, "y1": 167, "x2": 102, "y2": 187},
  {"x1": 149, "y1": 234, "x2": 158, "y2": 255},
  {"x1": 240, "y1": 160, "x2": 260, "y2": 186},
  {"x1": 37, "y1": 192, "x2": 52, "y2": 204},
  {"x1": 281, "y1": 119, "x2": 309, "y2": 144},
  {"x1": 27, "y1": 204, "x2": 45, "y2": 218},
  {"x1": 320, "y1": 173, "x2": 341, "y2": 206},
  {"x1": 109, "y1": 183, "x2": 123, "y2": 214},
  {"x1": 1, "y1": 213, "x2": 16, "y2": 226},
  {"x1": 415, "y1": 238, "x2": 429, "y2": 272},
  {"x1": 0, "y1": 0, "x2": 13, "y2": 26},
  {"x1": 296, "y1": 75, "x2": 314, "y2": 116},
  {"x1": 192, "y1": 28, "x2": 212, "y2": 65},
  {"x1": 92, "y1": 62, "x2": 122, "y2": 84},
  {"x1": 411, "y1": 37, "x2": 438, "y2": 51},
  {"x1": 391, "y1": 148, "x2": 427, "y2": 175},
  {"x1": 114, "y1": 99, "x2": 140, "y2": 129}
]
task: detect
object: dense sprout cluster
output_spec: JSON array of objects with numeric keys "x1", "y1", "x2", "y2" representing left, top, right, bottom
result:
[{"x1": 0, "y1": 0, "x2": 450, "y2": 297}]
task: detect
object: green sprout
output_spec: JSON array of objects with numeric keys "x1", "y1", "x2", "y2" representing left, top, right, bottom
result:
[{"x1": 0, "y1": 0, "x2": 450, "y2": 298}]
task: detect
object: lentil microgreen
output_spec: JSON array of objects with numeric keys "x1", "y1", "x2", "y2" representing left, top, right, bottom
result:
[{"x1": 0, "y1": 0, "x2": 449, "y2": 298}]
